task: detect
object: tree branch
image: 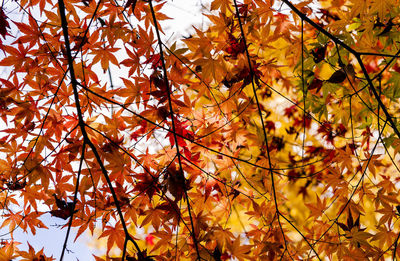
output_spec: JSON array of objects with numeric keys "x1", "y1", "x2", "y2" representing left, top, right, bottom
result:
[
  {"x1": 148, "y1": 1, "x2": 201, "y2": 259},
  {"x1": 57, "y1": 0, "x2": 144, "y2": 259}
]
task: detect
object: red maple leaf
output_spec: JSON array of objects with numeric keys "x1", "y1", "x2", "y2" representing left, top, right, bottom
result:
[
  {"x1": 0, "y1": 8, "x2": 10, "y2": 39},
  {"x1": 144, "y1": 54, "x2": 162, "y2": 69}
]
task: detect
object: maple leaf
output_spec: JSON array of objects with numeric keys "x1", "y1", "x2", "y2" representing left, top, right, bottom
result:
[
  {"x1": 211, "y1": 0, "x2": 232, "y2": 12},
  {"x1": 165, "y1": 118, "x2": 194, "y2": 148},
  {"x1": 308, "y1": 77, "x2": 323, "y2": 93},
  {"x1": 120, "y1": 47, "x2": 141, "y2": 77},
  {"x1": 305, "y1": 195, "x2": 327, "y2": 219},
  {"x1": 371, "y1": 226, "x2": 396, "y2": 248},
  {"x1": 0, "y1": 42, "x2": 31, "y2": 70},
  {"x1": 17, "y1": 243, "x2": 53, "y2": 261},
  {"x1": 336, "y1": 210, "x2": 373, "y2": 248},
  {"x1": 229, "y1": 236, "x2": 252, "y2": 261},
  {"x1": 49, "y1": 194, "x2": 76, "y2": 220},
  {"x1": 1, "y1": 211, "x2": 24, "y2": 233},
  {"x1": 225, "y1": 33, "x2": 246, "y2": 59},
  {"x1": 144, "y1": 53, "x2": 162, "y2": 69},
  {"x1": 311, "y1": 45, "x2": 326, "y2": 63},
  {"x1": 91, "y1": 45, "x2": 120, "y2": 72},
  {"x1": 99, "y1": 222, "x2": 126, "y2": 255},
  {"x1": 13, "y1": 15, "x2": 41, "y2": 45},
  {"x1": 162, "y1": 166, "x2": 189, "y2": 202},
  {"x1": 327, "y1": 69, "x2": 346, "y2": 83},
  {"x1": 0, "y1": 242, "x2": 18, "y2": 260},
  {"x1": 348, "y1": 227, "x2": 373, "y2": 247},
  {"x1": 0, "y1": 8, "x2": 10, "y2": 40},
  {"x1": 370, "y1": 0, "x2": 395, "y2": 20},
  {"x1": 134, "y1": 172, "x2": 159, "y2": 200},
  {"x1": 141, "y1": 208, "x2": 165, "y2": 231}
]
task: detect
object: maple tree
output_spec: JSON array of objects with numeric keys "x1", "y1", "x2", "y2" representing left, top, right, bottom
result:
[{"x1": 1, "y1": 0, "x2": 400, "y2": 259}]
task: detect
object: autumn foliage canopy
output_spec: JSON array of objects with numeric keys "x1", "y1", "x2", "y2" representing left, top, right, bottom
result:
[{"x1": 1, "y1": 0, "x2": 400, "y2": 260}]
